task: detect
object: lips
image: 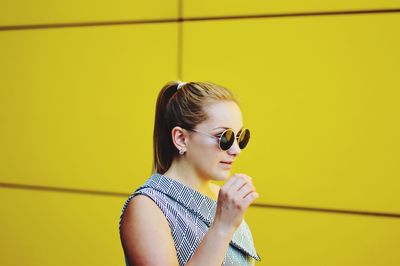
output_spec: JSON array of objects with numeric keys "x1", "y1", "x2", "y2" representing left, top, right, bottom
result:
[{"x1": 220, "y1": 161, "x2": 233, "y2": 170}]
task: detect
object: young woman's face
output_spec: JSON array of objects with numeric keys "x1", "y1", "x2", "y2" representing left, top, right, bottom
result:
[{"x1": 186, "y1": 100, "x2": 244, "y2": 181}]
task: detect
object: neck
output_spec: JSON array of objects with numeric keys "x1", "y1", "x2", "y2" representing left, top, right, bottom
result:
[{"x1": 161, "y1": 157, "x2": 213, "y2": 197}]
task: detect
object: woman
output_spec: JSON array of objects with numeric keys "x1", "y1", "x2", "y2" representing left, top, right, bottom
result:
[{"x1": 119, "y1": 81, "x2": 261, "y2": 265}]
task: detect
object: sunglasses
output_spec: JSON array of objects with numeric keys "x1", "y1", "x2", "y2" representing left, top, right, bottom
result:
[{"x1": 187, "y1": 128, "x2": 251, "y2": 151}]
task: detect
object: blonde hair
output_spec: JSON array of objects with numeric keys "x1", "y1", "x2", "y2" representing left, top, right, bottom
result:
[{"x1": 152, "y1": 81, "x2": 239, "y2": 174}]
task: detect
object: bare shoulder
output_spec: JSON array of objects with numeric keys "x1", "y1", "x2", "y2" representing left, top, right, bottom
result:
[{"x1": 119, "y1": 194, "x2": 179, "y2": 266}]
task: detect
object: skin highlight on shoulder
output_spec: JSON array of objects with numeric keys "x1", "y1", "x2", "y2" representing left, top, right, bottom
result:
[{"x1": 120, "y1": 195, "x2": 179, "y2": 266}]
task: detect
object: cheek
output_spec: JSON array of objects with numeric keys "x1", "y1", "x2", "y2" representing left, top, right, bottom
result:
[
  {"x1": 203, "y1": 150, "x2": 227, "y2": 172},
  {"x1": 192, "y1": 140, "x2": 221, "y2": 165}
]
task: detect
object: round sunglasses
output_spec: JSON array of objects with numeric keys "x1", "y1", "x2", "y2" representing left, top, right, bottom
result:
[{"x1": 187, "y1": 128, "x2": 250, "y2": 151}]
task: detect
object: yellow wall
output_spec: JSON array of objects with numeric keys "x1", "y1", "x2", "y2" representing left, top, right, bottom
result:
[{"x1": 1, "y1": 1, "x2": 400, "y2": 265}]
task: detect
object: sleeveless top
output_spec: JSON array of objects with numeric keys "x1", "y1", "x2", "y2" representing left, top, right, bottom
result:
[{"x1": 119, "y1": 173, "x2": 261, "y2": 265}]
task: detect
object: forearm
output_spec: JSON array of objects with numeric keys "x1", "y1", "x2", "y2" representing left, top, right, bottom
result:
[{"x1": 186, "y1": 222, "x2": 234, "y2": 266}]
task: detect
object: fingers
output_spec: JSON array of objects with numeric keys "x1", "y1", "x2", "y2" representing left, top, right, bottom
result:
[
  {"x1": 236, "y1": 182, "x2": 256, "y2": 199},
  {"x1": 222, "y1": 174, "x2": 239, "y2": 190},
  {"x1": 242, "y1": 191, "x2": 259, "y2": 207},
  {"x1": 215, "y1": 173, "x2": 259, "y2": 230},
  {"x1": 223, "y1": 174, "x2": 258, "y2": 206},
  {"x1": 232, "y1": 174, "x2": 258, "y2": 207},
  {"x1": 228, "y1": 174, "x2": 252, "y2": 192},
  {"x1": 234, "y1": 175, "x2": 253, "y2": 197},
  {"x1": 223, "y1": 173, "x2": 252, "y2": 191}
]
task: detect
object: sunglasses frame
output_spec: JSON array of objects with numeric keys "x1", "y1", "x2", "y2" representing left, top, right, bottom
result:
[{"x1": 187, "y1": 127, "x2": 250, "y2": 151}]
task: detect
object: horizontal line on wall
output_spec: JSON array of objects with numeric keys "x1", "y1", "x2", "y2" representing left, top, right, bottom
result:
[
  {"x1": 0, "y1": 181, "x2": 128, "y2": 197},
  {"x1": 0, "y1": 18, "x2": 178, "y2": 31},
  {"x1": 1, "y1": 181, "x2": 399, "y2": 219},
  {"x1": 252, "y1": 202, "x2": 400, "y2": 219},
  {"x1": 182, "y1": 8, "x2": 400, "y2": 22},
  {"x1": 1, "y1": 8, "x2": 399, "y2": 31}
]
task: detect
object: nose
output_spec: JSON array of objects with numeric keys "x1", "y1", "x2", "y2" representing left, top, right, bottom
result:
[{"x1": 227, "y1": 138, "x2": 241, "y2": 156}]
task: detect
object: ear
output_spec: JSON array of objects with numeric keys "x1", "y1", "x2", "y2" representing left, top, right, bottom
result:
[{"x1": 171, "y1": 126, "x2": 188, "y2": 152}]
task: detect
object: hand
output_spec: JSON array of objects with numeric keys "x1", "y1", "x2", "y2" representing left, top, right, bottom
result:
[{"x1": 212, "y1": 173, "x2": 259, "y2": 235}]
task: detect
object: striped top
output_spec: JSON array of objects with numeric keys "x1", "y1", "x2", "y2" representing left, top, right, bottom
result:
[{"x1": 119, "y1": 173, "x2": 261, "y2": 265}]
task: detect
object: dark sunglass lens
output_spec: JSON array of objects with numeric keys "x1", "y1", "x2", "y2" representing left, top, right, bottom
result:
[
  {"x1": 220, "y1": 130, "x2": 235, "y2": 150},
  {"x1": 238, "y1": 129, "x2": 250, "y2": 149}
]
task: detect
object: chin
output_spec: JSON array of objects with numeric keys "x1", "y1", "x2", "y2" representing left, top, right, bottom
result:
[{"x1": 212, "y1": 170, "x2": 231, "y2": 181}]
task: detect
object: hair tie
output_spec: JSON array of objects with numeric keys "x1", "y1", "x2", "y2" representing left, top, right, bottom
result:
[{"x1": 177, "y1": 81, "x2": 186, "y2": 90}]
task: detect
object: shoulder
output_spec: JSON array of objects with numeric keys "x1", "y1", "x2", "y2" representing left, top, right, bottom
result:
[{"x1": 120, "y1": 194, "x2": 179, "y2": 265}]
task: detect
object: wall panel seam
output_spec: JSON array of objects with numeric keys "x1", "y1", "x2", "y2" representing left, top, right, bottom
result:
[{"x1": 1, "y1": 8, "x2": 400, "y2": 32}]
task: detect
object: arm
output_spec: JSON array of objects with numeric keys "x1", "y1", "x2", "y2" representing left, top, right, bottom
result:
[{"x1": 119, "y1": 195, "x2": 179, "y2": 266}]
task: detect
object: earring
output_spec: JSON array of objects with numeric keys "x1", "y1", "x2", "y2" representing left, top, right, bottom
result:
[{"x1": 179, "y1": 148, "x2": 186, "y2": 155}]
